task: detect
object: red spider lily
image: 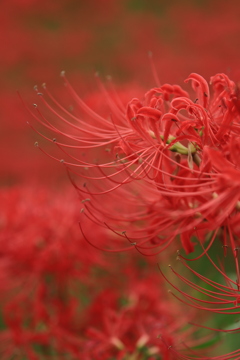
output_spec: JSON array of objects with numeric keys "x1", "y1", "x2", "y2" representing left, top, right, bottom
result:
[
  {"x1": 28, "y1": 72, "x2": 240, "y2": 260},
  {"x1": 0, "y1": 185, "x2": 108, "y2": 359},
  {"x1": 80, "y1": 274, "x2": 214, "y2": 360}
]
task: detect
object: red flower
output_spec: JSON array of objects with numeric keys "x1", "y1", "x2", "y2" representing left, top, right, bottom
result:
[
  {"x1": 29, "y1": 72, "x2": 240, "y2": 259},
  {"x1": 81, "y1": 274, "x2": 212, "y2": 359}
]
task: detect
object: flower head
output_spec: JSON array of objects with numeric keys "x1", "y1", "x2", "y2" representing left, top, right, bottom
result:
[{"x1": 29, "y1": 72, "x2": 240, "y2": 260}]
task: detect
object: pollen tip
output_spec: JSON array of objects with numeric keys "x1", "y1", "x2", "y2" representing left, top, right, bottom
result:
[
  {"x1": 60, "y1": 159, "x2": 64, "y2": 163},
  {"x1": 33, "y1": 103, "x2": 37, "y2": 108},
  {"x1": 95, "y1": 71, "x2": 100, "y2": 77},
  {"x1": 34, "y1": 141, "x2": 39, "y2": 147},
  {"x1": 37, "y1": 92, "x2": 43, "y2": 96},
  {"x1": 80, "y1": 208, "x2": 85, "y2": 213},
  {"x1": 106, "y1": 75, "x2": 112, "y2": 81},
  {"x1": 52, "y1": 138, "x2": 57, "y2": 143},
  {"x1": 33, "y1": 85, "x2": 38, "y2": 92},
  {"x1": 60, "y1": 70, "x2": 66, "y2": 77},
  {"x1": 42, "y1": 83, "x2": 46, "y2": 89}
]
